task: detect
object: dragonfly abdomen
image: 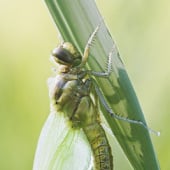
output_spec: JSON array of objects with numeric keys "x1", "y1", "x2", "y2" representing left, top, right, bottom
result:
[{"x1": 83, "y1": 122, "x2": 113, "y2": 170}]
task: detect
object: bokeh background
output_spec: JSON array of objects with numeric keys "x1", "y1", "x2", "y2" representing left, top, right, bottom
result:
[{"x1": 0, "y1": 0, "x2": 169, "y2": 169}]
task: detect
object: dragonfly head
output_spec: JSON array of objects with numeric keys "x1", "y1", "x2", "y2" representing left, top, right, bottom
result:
[{"x1": 51, "y1": 42, "x2": 82, "y2": 68}]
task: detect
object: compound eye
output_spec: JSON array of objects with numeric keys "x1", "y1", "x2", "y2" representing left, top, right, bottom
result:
[{"x1": 52, "y1": 47, "x2": 74, "y2": 65}]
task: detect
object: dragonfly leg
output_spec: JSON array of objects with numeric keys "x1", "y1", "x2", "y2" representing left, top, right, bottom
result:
[
  {"x1": 75, "y1": 44, "x2": 116, "y2": 80},
  {"x1": 89, "y1": 45, "x2": 116, "y2": 78},
  {"x1": 79, "y1": 25, "x2": 100, "y2": 68},
  {"x1": 77, "y1": 23, "x2": 116, "y2": 79},
  {"x1": 92, "y1": 79, "x2": 159, "y2": 134}
]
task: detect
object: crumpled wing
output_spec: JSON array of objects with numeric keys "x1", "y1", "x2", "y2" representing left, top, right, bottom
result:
[{"x1": 33, "y1": 111, "x2": 92, "y2": 170}]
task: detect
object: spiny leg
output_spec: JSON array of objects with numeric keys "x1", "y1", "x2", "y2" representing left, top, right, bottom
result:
[
  {"x1": 79, "y1": 22, "x2": 115, "y2": 78},
  {"x1": 79, "y1": 44, "x2": 116, "y2": 79},
  {"x1": 92, "y1": 79, "x2": 160, "y2": 136},
  {"x1": 78, "y1": 25, "x2": 100, "y2": 68},
  {"x1": 90, "y1": 44, "x2": 116, "y2": 77}
]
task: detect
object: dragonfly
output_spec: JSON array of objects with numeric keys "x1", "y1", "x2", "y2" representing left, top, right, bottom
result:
[{"x1": 33, "y1": 25, "x2": 157, "y2": 170}]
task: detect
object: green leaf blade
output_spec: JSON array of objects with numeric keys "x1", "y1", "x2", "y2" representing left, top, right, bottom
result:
[{"x1": 43, "y1": 0, "x2": 160, "y2": 169}]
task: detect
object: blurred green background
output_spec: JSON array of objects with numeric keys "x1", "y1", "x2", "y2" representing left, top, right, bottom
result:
[{"x1": 0, "y1": 0, "x2": 169, "y2": 169}]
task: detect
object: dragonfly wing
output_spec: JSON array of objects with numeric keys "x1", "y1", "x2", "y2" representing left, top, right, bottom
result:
[{"x1": 33, "y1": 111, "x2": 92, "y2": 170}]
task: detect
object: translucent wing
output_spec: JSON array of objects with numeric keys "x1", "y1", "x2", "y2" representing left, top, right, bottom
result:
[{"x1": 33, "y1": 111, "x2": 92, "y2": 170}]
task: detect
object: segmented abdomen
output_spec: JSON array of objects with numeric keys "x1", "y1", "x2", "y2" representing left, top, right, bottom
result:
[{"x1": 83, "y1": 122, "x2": 113, "y2": 170}]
